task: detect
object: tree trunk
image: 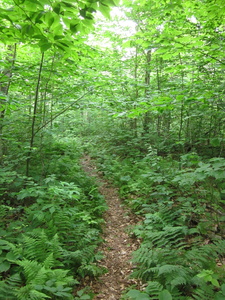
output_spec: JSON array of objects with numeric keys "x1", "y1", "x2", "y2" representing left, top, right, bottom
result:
[
  {"x1": 26, "y1": 52, "x2": 45, "y2": 177},
  {"x1": 0, "y1": 44, "x2": 17, "y2": 161},
  {"x1": 143, "y1": 49, "x2": 151, "y2": 133}
]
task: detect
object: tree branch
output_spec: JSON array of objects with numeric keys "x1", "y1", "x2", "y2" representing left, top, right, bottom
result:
[{"x1": 34, "y1": 88, "x2": 94, "y2": 136}]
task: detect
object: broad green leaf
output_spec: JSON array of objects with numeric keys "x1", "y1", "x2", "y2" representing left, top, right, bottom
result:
[
  {"x1": 221, "y1": 284, "x2": 225, "y2": 295},
  {"x1": 51, "y1": 14, "x2": 61, "y2": 30},
  {"x1": 40, "y1": 42, "x2": 52, "y2": 52},
  {"x1": 24, "y1": 0, "x2": 43, "y2": 11},
  {"x1": 215, "y1": 294, "x2": 225, "y2": 300},
  {"x1": 126, "y1": 289, "x2": 150, "y2": 299},
  {"x1": 50, "y1": 206, "x2": 56, "y2": 214},
  {"x1": 53, "y1": 3, "x2": 61, "y2": 14},
  {"x1": 159, "y1": 290, "x2": 172, "y2": 300},
  {"x1": 105, "y1": 0, "x2": 119, "y2": 6},
  {"x1": 6, "y1": 251, "x2": 18, "y2": 261},
  {"x1": 52, "y1": 24, "x2": 63, "y2": 35},
  {"x1": 98, "y1": 3, "x2": 111, "y2": 19},
  {"x1": 70, "y1": 23, "x2": 78, "y2": 33},
  {"x1": 211, "y1": 278, "x2": 220, "y2": 287},
  {"x1": 22, "y1": 24, "x2": 34, "y2": 37},
  {"x1": 0, "y1": 261, "x2": 10, "y2": 272},
  {"x1": 0, "y1": 240, "x2": 11, "y2": 250},
  {"x1": 123, "y1": 40, "x2": 131, "y2": 48}
]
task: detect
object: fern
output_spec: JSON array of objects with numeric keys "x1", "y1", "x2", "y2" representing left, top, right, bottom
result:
[
  {"x1": 144, "y1": 206, "x2": 180, "y2": 229},
  {"x1": 43, "y1": 253, "x2": 55, "y2": 269},
  {"x1": 78, "y1": 263, "x2": 105, "y2": 277},
  {"x1": 192, "y1": 283, "x2": 216, "y2": 300},
  {"x1": 1, "y1": 149, "x2": 107, "y2": 299},
  {"x1": 0, "y1": 273, "x2": 21, "y2": 299},
  {"x1": 158, "y1": 264, "x2": 189, "y2": 277},
  {"x1": 17, "y1": 259, "x2": 46, "y2": 283},
  {"x1": 143, "y1": 225, "x2": 188, "y2": 248},
  {"x1": 170, "y1": 276, "x2": 187, "y2": 290},
  {"x1": 16, "y1": 285, "x2": 50, "y2": 300},
  {"x1": 0, "y1": 204, "x2": 13, "y2": 220},
  {"x1": 21, "y1": 231, "x2": 62, "y2": 265},
  {"x1": 15, "y1": 258, "x2": 75, "y2": 299},
  {"x1": 131, "y1": 217, "x2": 225, "y2": 298},
  {"x1": 145, "y1": 281, "x2": 163, "y2": 299}
]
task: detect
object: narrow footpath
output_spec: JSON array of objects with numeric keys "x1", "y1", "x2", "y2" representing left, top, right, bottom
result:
[{"x1": 81, "y1": 156, "x2": 141, "y2": 300}]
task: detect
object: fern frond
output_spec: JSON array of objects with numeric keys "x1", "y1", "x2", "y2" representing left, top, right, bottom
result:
[
  {"x1": 22, "y1": 231, "x2": 61, "y2": 264},
  {"x1": 210, "y1": 240, "x2": 225, "y2": 257},
  {"x1": 170, "y1": 276, "x2": 187, "y2": 289},
  {"x1": 62, "y1": 249, "x2": 83, "y2": 267},
  {"x1": 0, "y1": 204, "x2": 13, "y2": 219},
  {"x1": 52, "y1": 210, "x2": 71, "y2": 235},
  {"x1": 158, "y1": 264, "x2": 184, "y2": 276},
  {"x1": 192, "y1": 283, "x2": 215, "y2": 300},
  {"x1": 78, "y1": 263, "x2": 104, "y2": 277},
  {"x1": 145, "y1": 281, "x2": 163, "y2": 299},
  {"x1": 143, "y1": 226, "x2": 187, "y2": 249},
  {"x1": 51, "y1": 268, "x2": 75, "y2": 286},
  {"x1": 81, "y1": 245, "x2": 96, "y2": 264},
  {"x1": 0, "y1": 279, "x2": 18, "y2": 299},
  {"x1": 185, "y1": 246, "x2": 218, "y2": 271},
  {"x1": 16, "y1": 284, "x2": 50, "y2": 300},
  {"x1": 43, "y1": 253, "x2": 55, "y2": 269},
  {"x1": 17, "y1": 259, "x2": 45, "y2": 283}
]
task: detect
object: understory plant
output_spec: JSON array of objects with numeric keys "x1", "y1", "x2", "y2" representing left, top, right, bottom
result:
[
  {"x1": 0, "y1": 138, "x2": 106, "y2": 299},
  {"x1": 90, "y1": 144, "x2": 225, "y2": 299}
]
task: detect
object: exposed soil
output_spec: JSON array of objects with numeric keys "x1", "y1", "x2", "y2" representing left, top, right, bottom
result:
[{"x1": 80, "y1": 155, "x2": 141, "y2": 300}]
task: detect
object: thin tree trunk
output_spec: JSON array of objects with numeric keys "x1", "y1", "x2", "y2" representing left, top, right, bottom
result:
[
  {"x1": 156, "y1": 56, "x2": 161, "y2": 137},
  {"x1": 42, "y1": 53, "x2": 56, "y2": 124},
  {"x1": 156, "y1": 56, "x2": 161, "y2": 91},
  {"x1": 143, "y1": 49, "x2": 151, "y2": 133},
  {"x1": 0, "y1": 44, "x2": 17, "y2": 161},
  {"x1": 26, "y1": 52, "x2": 45, "y2": 177},
  {"x1": 131, "y1": 46, "x2": 139, "y2": 137},
  {"x1": 178, "y1": 53, "x2": 184, "y2": 142}
]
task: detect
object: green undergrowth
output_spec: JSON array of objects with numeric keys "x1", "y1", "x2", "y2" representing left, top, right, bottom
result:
[
  {"x1": 0, "y1": 137, "x2": 107, "y2": 300},
  {"x1": 90, "y1": 147, "x2": 225, "y2": 300}
]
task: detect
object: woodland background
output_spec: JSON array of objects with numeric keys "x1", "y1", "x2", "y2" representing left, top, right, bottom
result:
[{"x1": 1, "y1": 0, "x2": 225, "y2": 299}]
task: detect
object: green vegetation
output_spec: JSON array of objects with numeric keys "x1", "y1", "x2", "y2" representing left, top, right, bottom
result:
[
  {"x1": 0, "y1": 135, "x2": 107, "y2": 299},
  {"x1": 1, "y1": 0, "x2": 225, "y2": 299}
]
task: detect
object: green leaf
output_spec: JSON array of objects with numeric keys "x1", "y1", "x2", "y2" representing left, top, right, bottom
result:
[
  {"x1": 221, "y1": 284, "x2": 225, "y2": 295},
  {"x1": 211, "y1": 278, "x2": 220, "y2": 287},
  {"x1": 70, "y1": 23, "x2": 78, "y2": 33},
  {"x1": 23, "y1": 25, "x2": 34, "y2": 37},
  {"x1": 50, "y1": 206, "x2": 56, "y2": 214},
  {"x1": 98, "y1": 3, "x2": 111, "y2": 19},
  {"x1": 210, "y1": 138, "x2": 221, "y2": 147},
  {"x1": 80, "y1": 295, "x2": 91, "y2": 300},
  {"x1": 40, "y1": 42, "x2": 52, "y2": 52},
  {"x1": 0, "y1": 240, "x2": 11, "y2": 250},
  {"x1": 159, "y1": 290, "x2": 172, "y2": 300},
  {"x1": 215, "y1": 293, "x2": 225, "y2": 300},
  {"x1": 6, "y1": 251, "x2": 18, "y2": 261},
  {"x1": 103, "y1": 0, "x2": 118, "y2": 6},
  {"x1": 126, "y1": 289, "x2": 150, "y2": 300},
  {"x1": 53, "y1": 3, "x2": 61, "y2": 14},
  {"x1": 0, "y1": 261, "x2": 10, "y2": 272}
]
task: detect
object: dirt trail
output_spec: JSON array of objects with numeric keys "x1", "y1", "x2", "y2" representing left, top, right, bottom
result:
[{"x1": 81, "y1": 155, "x2": 141, "y2": 300}]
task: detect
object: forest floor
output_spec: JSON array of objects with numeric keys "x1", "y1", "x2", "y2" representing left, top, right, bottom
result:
[{"x1": 80, "y1": 155, "x2": 141, "y2": 300}]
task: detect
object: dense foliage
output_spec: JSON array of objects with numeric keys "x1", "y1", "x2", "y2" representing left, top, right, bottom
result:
[{"x1": 1, "y1": 0, "x2": 225, "y2": 299}]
